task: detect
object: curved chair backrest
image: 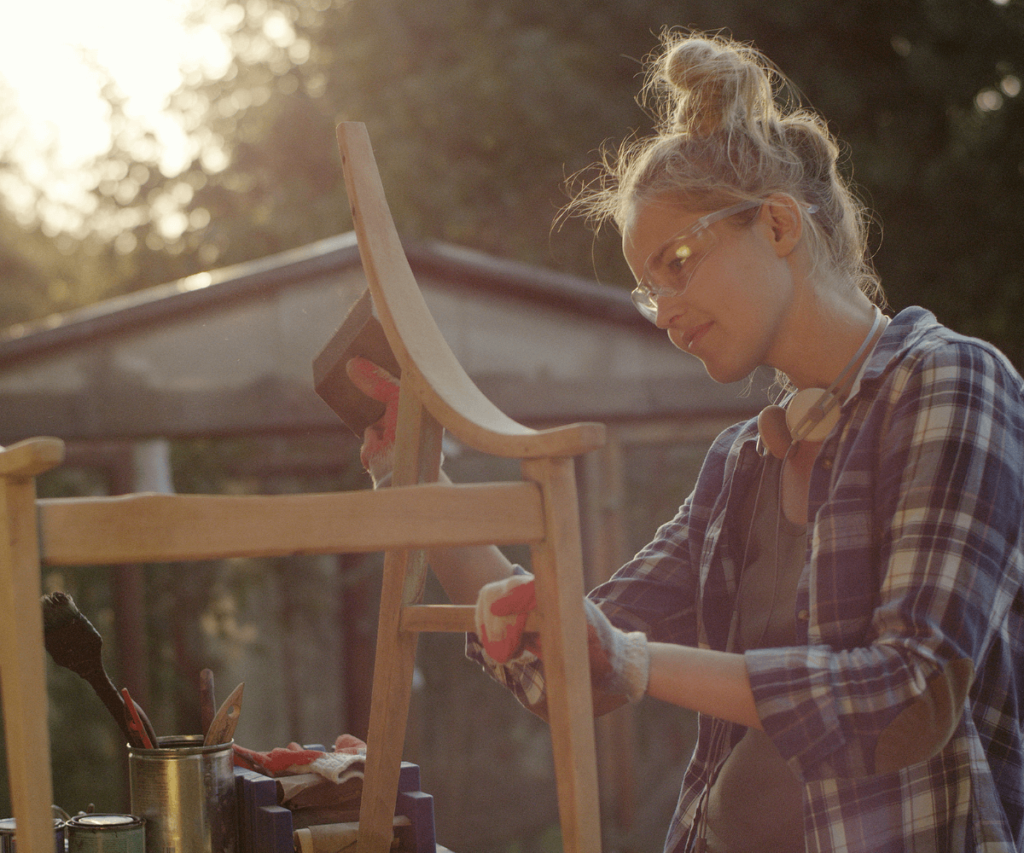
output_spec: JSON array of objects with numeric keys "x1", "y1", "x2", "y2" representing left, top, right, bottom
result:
[{"x1": 336, "y1": 122, "x2": 604, "y2": 461}]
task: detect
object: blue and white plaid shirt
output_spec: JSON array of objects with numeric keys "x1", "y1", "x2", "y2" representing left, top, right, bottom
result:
[{"x1": 469, "y1": 307, "x2": 1024, "y2": 852}]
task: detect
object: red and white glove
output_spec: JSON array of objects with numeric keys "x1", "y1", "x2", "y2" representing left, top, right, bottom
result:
[
  {"x1": 475, "y1": 573, "x2": 650, "y2": 702},
  {"x1": 475, "y1": 573, "x2": 538, "y2": 664},
  {"x1": 345, "y1": 357, "x2": 399, "y2": 488},
  {"x1": 233, "y1": 734, "x2": 367, "y2": 783}
]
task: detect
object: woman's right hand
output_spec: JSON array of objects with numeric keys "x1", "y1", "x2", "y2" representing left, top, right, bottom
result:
[
  {"x1": 345, "y1": 357, "x2": 400, "y2": 488},
  {"x1": 475, "y1": 573, "x2": 650, "y2": 702},
  {"x1": 476, "y1": 573, "x2": 538, "y2": 663}
]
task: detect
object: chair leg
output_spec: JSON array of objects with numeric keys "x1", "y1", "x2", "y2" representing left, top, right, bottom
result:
[
  {"x1": 523, "y1": 456, "x2": 603, "y2": 853},
  {"x1": 357, "y1": 547, "x2": 425, "y2": 853},
  {"x1": 0, "y1": 471, "x2": 56, "y2": 853},
  {"x1": 358, "y1": 389, "x2": 441, "y2": 853}
]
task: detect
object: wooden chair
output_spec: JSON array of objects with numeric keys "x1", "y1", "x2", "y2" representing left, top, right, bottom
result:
[{"x1": 0, "y1": 121, "x2": 606, "y2": 853}]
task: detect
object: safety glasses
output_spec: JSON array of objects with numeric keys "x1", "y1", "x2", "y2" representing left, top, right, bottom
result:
[{"x1": 630, "y1": 199, "x2": 763, "y2": 323}]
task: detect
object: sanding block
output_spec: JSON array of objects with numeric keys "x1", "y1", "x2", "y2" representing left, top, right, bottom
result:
[{"x1": 313, "y1": 289, "x2": 402, "y2": 437}]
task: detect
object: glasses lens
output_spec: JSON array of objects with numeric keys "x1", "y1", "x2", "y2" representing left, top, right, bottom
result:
[
  {"x1": 630, "y1": 286, "x2": 658, "y2": 322},
  {"x1": 632, "y1": 227, "x2": 719, "y2": 323},
  {"x1": 645, "y1": 226, "x2": 718, "y2": 293}
]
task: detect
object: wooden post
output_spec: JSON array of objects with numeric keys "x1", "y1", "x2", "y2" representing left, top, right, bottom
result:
[
  {"x1": 522, "y1": 455, "x2": 603, "y2": 853},
  {"x1": 581, "y1": 435, "x2": 638, "y2": 840},
  {"x1": 356, "y1": 385, "x2": 444, "y2": 853},
  {"x1": 0, "y1": 438, "x2": 64, "y2": 853}
]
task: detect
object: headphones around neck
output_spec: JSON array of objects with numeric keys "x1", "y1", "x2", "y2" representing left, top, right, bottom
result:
[{"x1": 757, "y1": 308, "x2": 885, "y2": 460}]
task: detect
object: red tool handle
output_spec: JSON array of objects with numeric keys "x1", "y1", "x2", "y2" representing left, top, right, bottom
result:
[{"x1": 122, "y1": 687, "x2": 155, "y2": 749}]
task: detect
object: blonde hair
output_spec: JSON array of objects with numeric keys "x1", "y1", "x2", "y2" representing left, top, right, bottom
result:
[{"x1": 568, "y1": 30, "x2": 883, "y2": 305}]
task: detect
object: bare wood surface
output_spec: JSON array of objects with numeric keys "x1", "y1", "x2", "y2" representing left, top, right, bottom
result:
[
  {"x1": 0, "y1": 123, "x2": 612, "y2": 853},
  {"x1": 1, "y1": 446, "x2": 61, "y2": 853},
  {"x1": 336, "y1": 122, "x2": 604, "y2": 461},
  {"x1": 38, "y1": 482, "x2": 544, "y2": 566},
  {"x1": 0, "y1": 437, "x2": 65, "y2": 477},
  {"x1": 582, "y1": 438, "x2": 638, "y2": 835},
  {"x1": 523, "y1": 456, "x2": 603, "y2": 853},
  {"x1": 357, "y1": 391, "x2": 442, "y2": 853},
  {"x1": 356, "y1": 541, "x2": 423, "y2": 853}
]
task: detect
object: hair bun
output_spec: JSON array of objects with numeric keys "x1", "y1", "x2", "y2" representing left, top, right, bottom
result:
[{"x1": 657, "y1": 34, "x2": 775, "y2": 138}]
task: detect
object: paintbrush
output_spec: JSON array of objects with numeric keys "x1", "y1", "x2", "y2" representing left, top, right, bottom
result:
[
  {"x1": 41, "y1": 591, "x2": 157, "y2": 748},
  {"x1": 199, "y1": 668, "x2": 216, "y2": 737},
  {"x1": 204, "y1": 682, "x2": 244, "y2": 746}
]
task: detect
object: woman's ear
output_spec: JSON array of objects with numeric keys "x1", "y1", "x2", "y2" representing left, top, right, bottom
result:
[{"x1": 762, "y1": 194, "x2": 804, "y2": 258}]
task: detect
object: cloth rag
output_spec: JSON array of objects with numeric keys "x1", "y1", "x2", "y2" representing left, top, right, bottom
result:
[{"x1": 233, "y1": 734, "x2": 367, "y2": 784}]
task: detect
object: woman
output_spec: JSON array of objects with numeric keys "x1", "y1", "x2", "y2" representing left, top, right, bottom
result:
[{"x1": 348, "y1": 30, "x2": 1024, "y2": 853}]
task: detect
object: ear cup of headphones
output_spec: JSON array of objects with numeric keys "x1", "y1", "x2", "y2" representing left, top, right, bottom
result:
[
  {"x1": 757, "y1": 388, "x2": 842, "y2": 458},
  {"x1": 757, "y1": 404, "x2": 792, "y2": 459},
  {"x1": 755, "y1": 308, "x2": 883, "y2": 459},
  {"x1": 786, "y1": 387, "x2": 841, "y2": 443}
]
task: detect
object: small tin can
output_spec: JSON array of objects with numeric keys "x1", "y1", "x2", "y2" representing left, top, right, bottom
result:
[
  {"x1": 65, "y1": 815, "x2": 145, "y2": 853},
  {"x1": 0, "y1": 816, "x2": 66, "y2": 853}
]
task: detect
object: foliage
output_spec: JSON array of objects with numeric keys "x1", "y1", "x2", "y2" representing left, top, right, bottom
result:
[
  {"x1": 1, "y1": 0, "x2": 1022, "y2": 366},
  {"x1": 0, "y1": 81, "x2": 83, "y2": 328},
  {"x1": 736, "y1": 0, "x2": 1024, "y2": 361}
]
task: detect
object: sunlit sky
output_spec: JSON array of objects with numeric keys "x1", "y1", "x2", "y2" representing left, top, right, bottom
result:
[
  {"x1": 1, "y1": 0, "x2": 1018, "y2": 171},
  {"x1": 0, "y1": 0, "x2": 229, "y2": 213}
]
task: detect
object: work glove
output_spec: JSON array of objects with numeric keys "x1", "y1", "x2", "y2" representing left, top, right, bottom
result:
[
  {"x1": 475, "y1": 573, "x2": 650, "y2": 703},
  {"x1": 233, "y1": 734, "x2": 367, "y2": 783},
  {"x1": 345, "y1": 357, "x2": 399, "y2": 488},
  {"x1": 476, "y1": 573, "x2": 538, "y2": 664}
]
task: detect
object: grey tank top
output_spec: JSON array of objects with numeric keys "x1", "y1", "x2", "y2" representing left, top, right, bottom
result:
[{"x1": 705, "y1": 455, "x2": 807, "y2": 853}]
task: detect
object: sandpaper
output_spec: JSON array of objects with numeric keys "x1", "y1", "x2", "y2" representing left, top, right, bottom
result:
[{"x1": 313, "y1": 289, "x2": 402, "y2": 437}]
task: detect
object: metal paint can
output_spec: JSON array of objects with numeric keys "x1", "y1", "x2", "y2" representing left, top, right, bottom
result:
[
  {"x1": 66, "y1": 815, "x2": 144, "y2": 853},
  {"x1": 0, "y1": 816, "x2": 66, "y2": 853},
  {"x1": 128, "y1": 736, "x2": 236, "y2": 853}
]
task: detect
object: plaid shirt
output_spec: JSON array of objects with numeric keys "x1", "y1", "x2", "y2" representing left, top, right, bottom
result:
[{"x1": 469, "y1": 307, "x2": 1024, "y2": 852}]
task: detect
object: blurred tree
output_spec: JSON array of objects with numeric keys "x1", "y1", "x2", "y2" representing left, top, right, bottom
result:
[
  {"x1": 706, "y1": 0, "x2": 1024, "y2": 364},
  {"x1": 5, "y1": 0, "x2": 1022, "y2": 361},
  {"x1": 0, "y1": 210, "x2": 51, "y2": 327},
  {"x1": 134, "y1": 0, "x2": 653, "y2": 278},
  {"x1": 0, "y1": 80, "x2": 69, "y2": 328},
  {"x1": 0, "y1": 69, "x2": 190, "y2": 331},
  {"x1": 67, "y1": 0, "x2": 1021, "y2": 363}
]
